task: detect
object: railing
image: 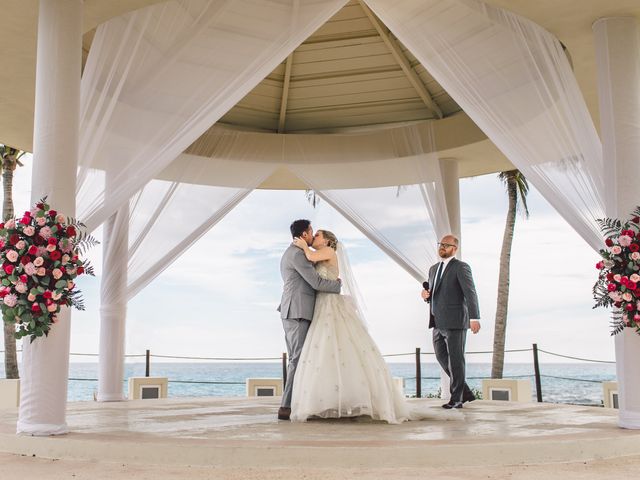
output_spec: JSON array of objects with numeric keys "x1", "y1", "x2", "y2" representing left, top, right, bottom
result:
[{"x1": 1, "y1": 344, "x2": 616, "y2": 403}]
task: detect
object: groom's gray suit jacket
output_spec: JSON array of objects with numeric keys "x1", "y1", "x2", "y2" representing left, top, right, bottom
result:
[
  {"x1": 278, "y1": 245, "x2": 341, "y2": 320},
  {"x1": 428, "y1": 257, "x2": 480, "y2": 330}
]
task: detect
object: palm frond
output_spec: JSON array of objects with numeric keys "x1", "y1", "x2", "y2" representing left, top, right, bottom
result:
[{"x1": 305, "y1": 190, "x2": 320, "y2": 208}]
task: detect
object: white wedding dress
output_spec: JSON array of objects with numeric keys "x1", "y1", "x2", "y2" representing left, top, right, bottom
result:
[{"x1": 290, "y1": 261, "x2": 410, "y2": 424}]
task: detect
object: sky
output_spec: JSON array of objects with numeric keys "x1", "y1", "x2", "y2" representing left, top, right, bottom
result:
[{"x1": 4, "y1": 154, "x2": 611, "y2": 364}]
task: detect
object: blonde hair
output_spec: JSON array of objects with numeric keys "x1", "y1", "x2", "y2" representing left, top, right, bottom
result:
[{"x1": 318, "y1": 230, "x2": 338, "y2": 250}]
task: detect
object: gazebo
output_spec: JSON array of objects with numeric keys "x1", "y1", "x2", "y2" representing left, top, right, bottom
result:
[{"x1": 1, "y1": 0, "x2": 639, "y2": 435}]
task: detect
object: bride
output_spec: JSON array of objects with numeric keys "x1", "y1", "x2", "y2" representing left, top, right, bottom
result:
[{"x1": 290, "y1": 230, "x2": 410, "y2": 424}]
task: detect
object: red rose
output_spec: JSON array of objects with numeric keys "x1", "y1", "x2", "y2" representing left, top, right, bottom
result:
[
  {"x1": 48, "y1": 210, "x2": 57, "y2": 217},
  {"x1": 596, "y1": 261, "x2": 605, "y2": 270},
  {"x1": 0, "y1": 223, "x2": 4, "y2": 229},
  {"x1": 629, "y1": 282, "x2": 638, "y2": 291},
  {"x1": 633, "y1": 216, "x2": 640, "y2": 224},
  {"x1": 47, "y1": 237, "x2": 57, "y2": 246},
  {"x1": 9, "y1": 234, "x2": 19, "y2": 245},
  {"x1": 631, "y1": 243, "x2": 640, "y2": 252},
  {"x1": 49, "y1": 250, "x2": 61, "y2": 261},
  {"x1": 59, "y1": 266, "x2": 66, "y2": 273},
  {"x1": 33, "y1": 235, "x2": 44, "y2": 246},
  {"x1": 20, "y1": 256, "x2": 30, "y2": 265},
  {"x1": 626, "y1": 303, "x2": 635, "y2": 312},
  {"x1": 66, "y1": 226, "x2": 76, "y2": 237},
  {"x1": 23, "y1": 210, "x2": 31, "y2": 218},
  {"x1": 0, "y1": 289, "x2": 7, "y2": 298},
  {"x1": 19, "y1": 217, "x2": 30, "y2": 225},
  {"x1": 608, "y1": 283, "x2": 617, "y2": 292},
  {"x1": 77, "y1": 266, "x2": 84, "y2": 275},
  {"x1": 606, "y1": 273, "x2": 615, "y2": 281},
  {"x1": 19, "y1": 274, "x2": 27, "y2": 283},
  {"x1": 605, "y1": 238, "x2": 614, "y2": 247},
  {"x1": 43, "y1": 291, "x2": 52, "y2": 299},
  {"x1": 36, "y1": 203, "x2": 44, "y2": 210},
  {"x1": 28, "y1": 245, "x2": 38, "y2": 255},
  {"x1": 621, "y1": 276, "x2": 629, "y2": 285},
  {"x1": 3, "y1": 264, "x2": 14, "y2": 275},
  {"x1": 31, "y1": 303, "x2": 41, "y2": 313},
  {"x1": 615, "y1": 301, "x2": 623, "y2": 308}
]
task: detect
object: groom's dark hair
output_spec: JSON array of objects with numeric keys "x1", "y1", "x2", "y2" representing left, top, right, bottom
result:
[{"x1": 290, "y1": 219, "x2": 311, "y2": 238}]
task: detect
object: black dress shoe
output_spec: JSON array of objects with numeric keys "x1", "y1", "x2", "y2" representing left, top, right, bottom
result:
[
  {"x1": 442, "y1": 402, "x2": 463, "y2": 409},
  {"x1": 277, "y1": 407, "x2": 291, "y2": 420},
  {"x1": 463, "y1": 391, "x2": 476, "y2": 403}
]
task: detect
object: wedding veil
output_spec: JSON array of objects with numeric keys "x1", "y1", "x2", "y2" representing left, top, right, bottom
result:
[{"x1": 336, "y1": 242, "x2": 368, "y2": 329}]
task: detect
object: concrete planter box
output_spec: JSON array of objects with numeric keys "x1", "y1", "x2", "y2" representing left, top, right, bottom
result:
[
  {"x1": 128, "y1": 377, "x2": 168, "y2": 400},
  {"x1": 482, "y1": 378, "x2": 532, "y2": 402},
  {"x1": 0, "y1": 379, "x2": 20, "y2": 408}
]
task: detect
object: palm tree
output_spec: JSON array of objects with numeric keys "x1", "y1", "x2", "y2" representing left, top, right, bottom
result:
[
  {"x1": 1, "y1": 144, "x2": 25, "y2": 379},
  {"x1": 491, "y1": 169, "x2": 529, "y2": 379}
]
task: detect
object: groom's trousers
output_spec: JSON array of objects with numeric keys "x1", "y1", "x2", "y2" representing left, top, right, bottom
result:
[
  {"x1": 433, "y1": 328, "x2": 474, "y2": 403},
  {"x1": 281, "y1": 318, "x2": 311, "y2": 408}
]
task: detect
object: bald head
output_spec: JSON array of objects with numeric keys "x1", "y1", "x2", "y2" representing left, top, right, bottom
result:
[{"x1": 438, "y1": 235, "x2": 459, "y2": 259}]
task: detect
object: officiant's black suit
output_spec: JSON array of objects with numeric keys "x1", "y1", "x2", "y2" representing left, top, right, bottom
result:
[{"x1": 428, "y1": 257, "x2": 480, "y2": 406}]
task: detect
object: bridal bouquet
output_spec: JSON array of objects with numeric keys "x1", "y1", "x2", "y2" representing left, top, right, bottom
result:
[
  {"x1": 593, "y1": 207, "x2": 640, "y2": 335},
  {"x1": 0, "y1": 198, "x2": 97, "y2": 342}
]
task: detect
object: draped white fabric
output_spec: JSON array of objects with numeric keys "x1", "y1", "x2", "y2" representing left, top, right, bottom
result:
[
  {"x1": 78, "y1": 0, "x2": 348, "y2": 232},
  {"x1": 364, "y1": 0, "x2": 606, "y2": 250}
]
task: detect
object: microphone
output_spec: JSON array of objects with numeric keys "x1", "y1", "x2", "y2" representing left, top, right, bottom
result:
[{"x1": 422, "y1": 281, "x2": 430, "y2": 303}]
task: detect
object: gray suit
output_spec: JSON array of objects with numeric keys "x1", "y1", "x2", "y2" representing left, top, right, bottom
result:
[
  {"x1": 278, "y1": 245, "x2": 341, "y2": 408},
  {"x1": 428, "y1": 257, "x2": 480, "y2": 404}
]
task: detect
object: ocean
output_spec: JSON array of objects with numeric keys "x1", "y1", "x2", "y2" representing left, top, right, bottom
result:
[{"x1": 1, "y1": 362, "x2": 616, "y2": 405}]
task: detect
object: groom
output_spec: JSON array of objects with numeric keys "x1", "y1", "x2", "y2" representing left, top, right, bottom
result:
[
  {"x1": 277, "y1": 219, "x2": 341, "y2": 420},
  {"x1": 422, "y1": 234, "x2": 480, "y2": 409}
]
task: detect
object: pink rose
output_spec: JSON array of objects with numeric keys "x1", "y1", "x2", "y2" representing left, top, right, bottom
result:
[
  {"x1": 55, "y1": 214, "x2": 66, "y2": 224},
  {"x1": 631, "y1": 274, "x2": 640, "y2": 283},
  {"x1": 596, "y1": 261, "x2": 605, "y2": 270},
  {"x1": 45, "y1": 244, "x2": 56, "y2": 252},
  {"x1": 612, "y1": 246, "x2": 623, "y2": 255},
  {"x1": 609, "y1": 291, "x2": 622, "y2": 302},
  {"x1": 23, "y1": 226, "x2": 35, "y2": 236},
  {"x1": 5, "y1": 250, "x2": 18, "y2": 263},
  {"x1": 52, "y1": 268, "x2": 63, "y2": 280},
  {"x1": 24, "y1": 263, "x2": 36, "y2": 275},
  {"x1": 27, "y1": 293, "x2": 36, "y2": 302},
  {"x1": 36, "y1": 217, "x2": 46, "y2": 227},
  {"x1": 67, "y1": 281, "x2": 74, "y2": 289},
  {"x1": 614, "y1": 274, "x2": 622, "y2": 282},
  {"x1": 39, "y1": 226, "x2": 52, "y2": 239},
  {"x1": 619, "y1": 235, "x2": 633, "y2": 247},
  {"x1": 633, "y1": 252, "x2": 640, "y2": 261},
  {"x1": 4, "y1": 219, "x2": 15, "y2": 229},
  {"x1": 607, "y1": 283, "x2": 617, "y2": 292},
  {"x1": 3, "y1": 294, "x2": 17, "y2": 307},
  {"x1": 15, "y1": 240, "x2": 25, "y2": 250},
  {"x1": 36, "y1": 267, "x2": 46, "y2": 276},
  {"x1": 33, "y1": 257, "x2": 44, "y2": 267},
  {"x1": 626, "y1": 303, "x2": 635, "y2": 311},
  {"x1": 623, "y1": 292, "x2": 633, "y2": 302},
  {"x1": 47, "y1": 304, "x2": 57, "y2": 313},
  {"x1": 14, "y1": 282, "x2": 27, "y2": 294}
]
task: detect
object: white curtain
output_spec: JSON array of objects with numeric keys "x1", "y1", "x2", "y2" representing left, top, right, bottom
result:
[
  {"x1": 364, "y1": 0, "x2": 606, "y2": 250},
  {"x1": 78, "y1": 0, "x2": 349, "y2": 232}
]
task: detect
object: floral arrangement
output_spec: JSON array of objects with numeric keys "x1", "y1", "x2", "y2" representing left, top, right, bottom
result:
[
  {"x1": 0, "y1": 198, "x2": 96, "y2": 342},
  {"x1": 594, "y1": 207, "x2": 640, "y2": 335}
]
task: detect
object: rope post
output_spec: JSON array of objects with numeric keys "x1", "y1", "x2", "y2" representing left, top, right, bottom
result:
[
  {"x1": 415, "y1": 347, "x2": 422, "y2": 398},
  {"x1": 282, "y1": 352, "x2": 288, "y2": 386},
  {"x1": 145, "y1": 349, "x2": 150, "y2": 377},
  {"x1": 532, "y1": 343, "x2": 542, "y2": 402}
]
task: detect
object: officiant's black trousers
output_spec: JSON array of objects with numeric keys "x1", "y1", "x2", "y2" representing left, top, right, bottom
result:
[{"x1": 432, "y1": 328, "x2": 473, "y2": 403}]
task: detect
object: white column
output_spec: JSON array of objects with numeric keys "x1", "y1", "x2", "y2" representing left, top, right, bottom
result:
[
  {"x1": 594, "y1": 17, "x2": 640, "y2": 429},
  {"x1": 18, "y1": 0, "x2": 82, "y2": 435},
  {"x1": 438, "y1": 157, "x2": 461, "y2": 401},
  {"x1": 97, "y1": 206, "x2": 128, "y2": 401}
]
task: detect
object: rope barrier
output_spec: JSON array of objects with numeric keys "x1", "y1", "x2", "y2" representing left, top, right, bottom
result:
[
  {"x1": 149, "y1": 354, "x2": 282, "y2": 361},
  {"x1": 539, "y1": 374, "x2": 606, "y2": 384},
  {"x1": 537, "y1": 349, "x2": 615, "y2": 364}
]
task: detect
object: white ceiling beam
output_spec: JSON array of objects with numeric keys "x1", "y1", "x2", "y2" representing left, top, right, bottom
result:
[
  {"x1": 278, "y1": 54, "x2": 294, "y2": 133},
  {"x1": 358, "y1": 1, "x2": 443, "y2": 119}
]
